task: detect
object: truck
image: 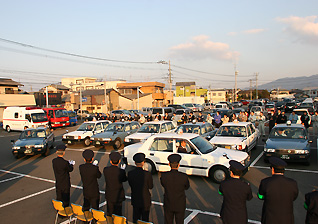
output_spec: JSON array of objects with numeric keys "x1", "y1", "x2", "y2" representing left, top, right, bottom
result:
[
  {"x1": 42, "y1": 107, "x2": 70, "y2": 128},
  {"x1": 3, "y1": 107, "x2": 48, "y2": 132}
]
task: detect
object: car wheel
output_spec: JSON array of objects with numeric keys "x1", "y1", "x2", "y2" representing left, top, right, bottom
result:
[
  {"x1": 14, "y1": 154, "x2": 21, "y2": 159},
  {"x1": 43, "y1": 146, "x2": 50, "y2": 157},
  {"x1": 209, "y1": 166, "x2": 229, "y2": 184},
  {"x1": 113, "y1": 138, "x2": 121, "y2": 149},
  {"x1": 6, "y1": 125, "x2": 11, "y2": 133},
  {"x1": 84, "y1": 137, "x2": 91, "y2": 147},
  {"x1": 144, "y1": 159, "x2": 156, "y2": 174},
  {"x1": 264, "y1": 157, "x2": 269, "y2": 163}
]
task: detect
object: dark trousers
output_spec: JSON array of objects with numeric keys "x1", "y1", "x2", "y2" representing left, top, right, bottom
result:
[
  {"x1": 133, "y1": 206, "x2": 150, "y2": 223},
  {"x1": 56, "y1": 188, "x2": 70, "y2": 207},
  {"x1": 164, "y1": 208, "x2": 185, "y2": 224},
  {"x1": 83, "y1": 197, "x2": 100, "y2": 211},
  {"x1": 107, "y1": 201, "x2": 122, "y2": 216}
]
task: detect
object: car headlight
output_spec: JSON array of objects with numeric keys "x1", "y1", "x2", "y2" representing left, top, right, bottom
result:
[
  {"x1": 103, "y1": 138, "x2": 112, "y2": 141},
  {"x1": 295, "y1": 150, "x2": 309, "y2": 154},
  {"x1": 13, "y1": 146, "x2": 20, "y2": 150},
  {"x1": 66, "y1": 121, "x2": 69, "y2": 123},
  {"x1": 236, "y1": 145, "x2": 243, "y2": 150},
  {"x1": 264, "y1": 148, "x2": 275, "y2": 152},
  {"x1": 124, "y1": 138, "x2": 130, "y2": 142},
  {"x1": 77, "y1": 136, "x2": 81, "y2": 139},
  {"x1": 91, "y1": 138, "x2": 95, "y2": 141},
  {"x1": 34, "y1": 145, "x2": 44, "y2": 148},
  {"x1": 62, "y1": 135, "x2": 66, "y2": 139}
]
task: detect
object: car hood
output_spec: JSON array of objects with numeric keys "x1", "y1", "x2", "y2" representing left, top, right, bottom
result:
[
  {"x1": 265, "y1": 138, "x2": 308, "y2": 149},
  {"x1": 14, "y1": 138, "x2": 45, "y2": 147},
  {"x1": 209, "y1": 147, "x2": 249, "y2": 162},
  {"x1": 92, "y1": 131, "x2": 119, "y2": 138},
  {"x1": 126, "y1": 132, "x2": 154, "y2": 140},
  {"x1": 64, "y1": 131, "x2": 93, "y2": 137},
  {"x1": 210, "y1": 136, "x2": 246, "y2": 145}
]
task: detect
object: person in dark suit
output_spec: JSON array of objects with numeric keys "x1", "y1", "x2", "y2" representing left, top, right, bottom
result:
[
  {"x1": 304, "y1": 189, "x2": 318, "y2": 224},
  {"x1": 276, "y1": 111, "x2": 287, "y2": 124},
  {"x1": 181, "y1": 112, "x2": 188, "y2": 124},
  {"x1": 146, "y1": 113, "x2": 153, "y2": 122},
  {"x1": 79, "y1": 149, "x2": 102, "y2": 211},
  {"x1": 160, "y1": 154, "x2": 190, "y2": 224},
  {"x1": 103, "y1": 151, "x2": 127, "y2": 217},
  {"x1": 258, "y1": 157, "x2": 298, "y2": 224},
  {"x1": 197, "y1": 112, "x2": 204, "y2": 122},
  {"x1": 177, "y1": 140, "x2": 188, "y2": 153},
  {"x1": 219, "y1": 160, "x2": 252, "y2": 224},
  {"x1": 128, "y1": 153, "x2": 153, "y2": 223},
  {"x1": 268, "y1": 111, "x2": 277, "y2": 134},
  {"x1": 52, "y1": 144, "x2": 74, "y2": 207},
  {"x1": 188, "y1": 112, "x2": 196, "y2": 123},
  {"x1": 111, "y1": 113, "x2": 118, "y2": 123},
  {"x1": 154, "y1": 112, "x2": 162, "y2": 121},
  {"x1": 164, "y1": 113, "x2": 171, "y2": 121}
]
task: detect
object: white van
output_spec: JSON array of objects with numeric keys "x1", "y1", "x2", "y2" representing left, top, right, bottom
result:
[{"x1": 3, "y1": 107, "x2": 49, "y2": 132}]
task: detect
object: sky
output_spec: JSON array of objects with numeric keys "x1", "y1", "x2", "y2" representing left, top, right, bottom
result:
[{"x1": 0, "y1": 0, "x2": 317, "y2": 91}]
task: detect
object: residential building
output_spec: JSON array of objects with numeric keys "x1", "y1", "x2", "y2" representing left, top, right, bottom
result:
[
  {"x1": 270, "y1": 89, "x2": 295, "y2": 100},
  {"x1": 39, "y1": 84, "x2": 70, "y2": 96},
  {"x1": 0, "y1": 78, "x2": 22, "y2": 94},
  {"x1": 303, "y1": 87, "x2": 318, "y2": 98},
  {"x1": 117, "y1": 82, "x2": 165, "y2": 108},
  {"x1": 207, "y1": 89, "x2": 227, "y2": 103},
  {"x1": 61, "y1": 77, "x2": 126, "y2": 91}
]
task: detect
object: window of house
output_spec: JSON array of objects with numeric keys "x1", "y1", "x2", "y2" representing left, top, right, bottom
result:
[
  {"x1": 218, "y1": 93, "x2": 222, "y2": 96},
  {"x1": 76, "y1": 79, "x2": 84, "y2": 84},
  {"x1": 86, "y1": 86, "x2": 93, "y2": 90},
  {"x1": 213, "y1": 93, "x2": 216, "y2": 96}
]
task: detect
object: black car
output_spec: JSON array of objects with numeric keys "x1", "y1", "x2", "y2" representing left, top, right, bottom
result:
[
  {"x1": 275, "y1": 101, "x2": 286, "y2": 111},
  {"x1": 284, "y1": 102, "x2": 297, "y2": 113},
  {"x1": 11, "y1": 127, "x2": 55, "y2": 158}
]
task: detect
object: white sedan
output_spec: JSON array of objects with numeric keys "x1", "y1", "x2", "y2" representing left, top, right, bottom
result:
[
  {"x1": 209, "y1": 122, "x2": 260, "y2": 152},
  {"x1": 123, "y1": 132, "x2": 250, "y2": 183}
]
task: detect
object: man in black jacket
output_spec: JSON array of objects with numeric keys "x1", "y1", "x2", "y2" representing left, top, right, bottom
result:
[
  {"x1": 268, "y1": 111, "x2": 277, "y2": 134},
  {"x1": 160, "y1": 154, "x2": 190, "y2": 224},
  {"x1": 304, "y1": 189, "x2": 318, "y2": 224},
  {"x1": 258, "y1": 157, "x2": 298, "y2": 224},
  {"x1": 219, "y1": 160, "x2": 252, "y2": 224},
  {"x1": 52, "y1": 144, "x2": 74, "y2": 207},
  {"x1": 128, "y1": 153, "x2": 153, "y2": 223},
  {"x1": 79, "y1": 149, "x2": 102, "y2": 211},
  {"x1": 103, "y1": 151, "x2": 127, "y2": 217}
]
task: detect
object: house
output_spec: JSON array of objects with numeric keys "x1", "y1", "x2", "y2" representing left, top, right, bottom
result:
[
  {"x1": 39, "y1": 84, "x2": 70, "y2": 96},
  {"x1": 117, "y1": 82, "x2": 165, "y2": 108},
  {"x1": 176, "y1": 82, "x2": 196, "y2": 97},
  {"x1": 303, "y1": 87, "x2": 318, "y2": 98},
  {"x1": 61, "y1": 77, "x2": 126, "y2": 91},
  {"x1": 0, "y1": 78, "x2": 23, "y2": 94},
  {"x1": 207, "y1": 89, "x2": 227, "y2": 103}
]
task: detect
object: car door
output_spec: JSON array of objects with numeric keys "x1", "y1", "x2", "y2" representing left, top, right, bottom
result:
[
  {"x1": 45, "y1": 128, "x2": 54, "y2": 148},
  {"x1": 249, "y1": 123, "x2": 259, "y2": 147},
  {"x1": 176, "y1": 138, "x2": 204, "y2": 176},
  {"x1": 148, "y1": 137, "x2": 173, "y2": 172},
  {"x1": 94, "y1": 122, "x2": 104, "y2": 134}
]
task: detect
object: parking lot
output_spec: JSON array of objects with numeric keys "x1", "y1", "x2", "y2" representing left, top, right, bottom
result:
[{"x1": 0, "y1": 124, "x2": 317, "y2": 224}]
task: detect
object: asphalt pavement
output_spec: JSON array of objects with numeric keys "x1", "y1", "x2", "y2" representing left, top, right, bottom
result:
[{"x1": 0, "y1": 123, "x2": 317, "y2": 224}]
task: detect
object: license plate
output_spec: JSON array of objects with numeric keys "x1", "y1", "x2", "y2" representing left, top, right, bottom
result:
[
  {"x1": 68, "y1": 141, "x2": 72, "y2": 144},
  {"x1": 63, "y1": 124, "x2": 65, "y2": 126},
  {"x1": 25, "y1": 149, "x2": 32, "y2": 154},
  {"x1": 96, "y1": 141, "x2": 100, "y2": 145},
  {"x1": 281, "y1": 155, "x2": 290, "y2": 160},
  {"x1": 225, "y1": 146, "x2": 231, "y2": 149}
]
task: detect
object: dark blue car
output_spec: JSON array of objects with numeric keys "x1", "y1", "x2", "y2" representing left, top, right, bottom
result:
[
  {"x1": 263, "y1": 123, "x2": 312, "y2": 164},
  {"x1": 67, "y1": 111, "x2": 77, "y2": 126}
]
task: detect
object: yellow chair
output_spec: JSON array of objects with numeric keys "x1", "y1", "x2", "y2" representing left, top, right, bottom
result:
[
  {"x1": 52, "y1": 199, "x2": 73, "y2": 224},
  {"x1": 112, "y1": 214, "x2": 127, "y2": 224},
  {"x1": 71, "y1": 203, "x2": 94, "y2": 224},
  {"x1": 137, "y1": 220, "x2": 153, "y2": 224},
  {"x1": 91, "y1": 208, "x2": 107, "y2": 224}
]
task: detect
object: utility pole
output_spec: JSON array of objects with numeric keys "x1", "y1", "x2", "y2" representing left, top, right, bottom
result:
[
  {"x1": 235, "y1": 70, "x2": 238, "y2": 102},
  {"x1": 104, "y1": 76, "x2": 108, "y2": 114},
  {"x1": 80, "y1": 85, "x2": 83, "y2": 121},
  {"x1": 46, "y1": 86, "x2": 49, "y2": 108},
  {"x1": 255, "y1": 72, "x2": 259, "y2": 99},
  {"x1": 249, "y1": 79, "x2": 253, "y2": 100},
  {"x1": 168, "y1": 60, "x2": 172, "y2": 92}
]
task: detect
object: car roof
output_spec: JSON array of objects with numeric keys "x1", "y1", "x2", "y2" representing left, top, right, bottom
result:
[
  {"x1": 144, "y1": 121, "x2": 172, "y2": 124},
  {"x1": 84, "y1": 120, "x2": 110, "y2": 124},
  {"x1": 221, "y1": 122, "x2": 251, "y2": 127},
  {"x1": 274, "y1": 124, "x2": 305, "y2": 128},
  {"x1": 179, "y1": 122, "x2": 208, "y2": 127},
  {"x1": 25, "y1": 127, "x2": 47, "y2": 131},
  {"x1": 150, "y1": 132, "x2": 199, "y2": 139}
]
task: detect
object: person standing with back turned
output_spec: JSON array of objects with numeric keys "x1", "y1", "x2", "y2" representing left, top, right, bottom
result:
[
  {"x1": 258, "y1": 157, "x2": 298, "y2": 224},
  {"x1": 160, "y1": 154, "x2": 190, "y2": 224}
]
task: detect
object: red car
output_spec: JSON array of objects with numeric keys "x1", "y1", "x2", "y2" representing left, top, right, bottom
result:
[{"x1": 240, "y1": 100, "x2": 250, "y2": 105}]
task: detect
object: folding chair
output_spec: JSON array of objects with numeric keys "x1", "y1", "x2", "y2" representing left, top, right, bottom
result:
[
  {"x1": 52, "y1": 199, "x2": 73, "y2": 224},
  {"x1": 112, "y1": 214, "x2": 127, "y2": 224},
  {"x1": 71, "y1": 203, "x2": 93, "y2": 224},
  {"x1": 91, "y1": 208, "x2": 107, "y2": 224},
  {"x1": 137, "y1": 220, "x2": 153, "y2": 224}
]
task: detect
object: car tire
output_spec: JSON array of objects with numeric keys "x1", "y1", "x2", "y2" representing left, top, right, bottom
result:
[
  {"x1": 264, "y1": 157, "x2": 269, "y2": 163},
  {"x1": 14, "y1": 154, "x2": 21, "y2": 159},
  {"x1": 144, "y1": 159, "x2": 156, "y2": 174},
  {"x1": 6, "y1": 125, "x2": 11, "y2": 133},
  {"x1": 84, "y1": 137, "x2": 91, "y2": 147},
  {"x1": 209, "y1": 166, "x2": 229, "y2": 184},
  {"x1": 43, "y1": 146, "x2": 50, "y2": 157},
  {"x1": 113, "y1": 138, "x2": 121, "y2": 149}
]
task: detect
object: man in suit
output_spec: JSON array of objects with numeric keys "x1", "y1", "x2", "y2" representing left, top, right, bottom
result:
[
  {"x1": 219, "y1": 160, "x2": 253, "y2": 224},
  {"x1": 160, "y1": 154, "x2": 190, "y2": 224},
  {"x1": 258, "y1": 157, "x2": 298, "y2": 224},
  {"x1": 79, "y1": 149, "x2": 102, "y2": 211},
  {"x1": 128, "y1": 153, "x2": 153, "y2": 223},
  {"x1": 103, "y1": 151, "x2": 127, "y2": 217},
  {"x1": 268, "y1": 111, "x2": 277, "y2": 134},
  {"x1": 197, "y1": 112, "x2": 204, "y2": 122},
  {"x1": 304, "y1": 189, "x2": 318, "y2": 224},
  {"x1": 52, "y1": 144, "x2": 74, "y2": 207},
  {"x1": 181, "y1": 112, "x2": 188, "y2": 124},
  {"x1": 188, "y1": 112, "x2": 196, "y2": 123}
]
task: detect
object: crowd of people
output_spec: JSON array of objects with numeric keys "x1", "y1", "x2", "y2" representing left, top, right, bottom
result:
[{"x1": 52, "y1": 143, "x2": 318, "y2": 224}]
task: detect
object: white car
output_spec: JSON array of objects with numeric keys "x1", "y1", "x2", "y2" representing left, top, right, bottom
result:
[
  {"x1": 123, "y1": 132, "x2": 250, "y2": 183},
  {"x1": 293, "y1": 109, "x2": 312, "y2": 125},
  {"x1": 124, "y1": 121, "x2": 176, "y2": 145},
  {"x1": 62, "y1": 120, "x2": 111, "y2": 146},
  {"x1": 209, "y1": 122, "x2": 260, "y2": 152}
]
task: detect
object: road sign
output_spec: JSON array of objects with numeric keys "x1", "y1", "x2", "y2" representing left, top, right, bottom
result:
[{"x1": 82, "y1": 97, "x2": 87, "y2": 102}]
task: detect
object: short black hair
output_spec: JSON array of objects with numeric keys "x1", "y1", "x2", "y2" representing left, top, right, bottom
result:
[
  {"x1": 112, "y1": 160, "x2": 119, "y2": 165},
  {"x1": 170, "y1": 162, "x2": 179, "y2": 169},
  {"x1": 86, "y1": 158, "x2": 92, "y2": 163},
  {"x1": 231, "y1": 169, "x2": 243, "y2": 176}
]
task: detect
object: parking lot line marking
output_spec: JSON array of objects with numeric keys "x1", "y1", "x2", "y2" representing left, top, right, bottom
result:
[
  {"x1": 184, "y1": 210, "x2": 200, "y2": 224},
  {"x1": 0, "y1": 175, "x2": 23, "y2": 184},
  {"x1": 0, "y1": 169, "x2": 263, "y2": 224},
  {"x1": 252, "y1": 166, "x2": 318, "y2": 174},
  {"x1": 250, "y1": 151, "x2": 264, "y2": 167},
  {"x1": 0, "y1": 186, "x2": 55, "y2": 209}
]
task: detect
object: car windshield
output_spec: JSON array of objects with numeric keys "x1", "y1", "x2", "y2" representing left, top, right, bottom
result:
[
  {"x1": 286, "y1": 103, "x2": 295, "y2": 106},
  {"x1": 122, "y1": 110, "x2": 131, "y2": 114},
  {"x1": 217, "y1": 126, "x2": 247, "y2": 137},
  {"x1": 251, "y1": 107, "x2": 261, "y2": 112},
  {"x1": 176, "y1": 125, "x2": 200, "y2": 134},
  {"x1": 269, "y1": 127, "x2": 306, "y2": 139},
  {"x1": 68, "y1": 111, "x2": 76, "y2": 118},
  {"x1": 77, "y1": 123, "x2": 95, "y2": 131},
  {"x1": 55, "y1": 109, "x2": 68, "y2": 118},
  {"x1": 105, "y1": 123, "x2": 124, "y2": 132},
  {"x1": 190, "y1": 136, "x2": 215, "y2": 154},
  {"x1": 138, "y1": 124, "x2": 160, "y2": 133},
  {"x1": 176, "y1": 110, "x2": 185, "y2": 115},
  {"x1": 294, "y1": 111, "x2": 306, "y2": 116},
  {"x1": 265, "y1": 105, "x2": 274, "y2": 109},
  {"x1": 152, "y1": 108, "x2": 162, "y2": 114},
  {"x1": 31, "y1": 113, "x2": 48, "y2": 122},
  {"x1": 184, "y1": 104, "x2": 192, "y2": 107},
  {"x1": 20, "y1": 129, "x2": 46, "y2": 139},
  {"x1": 301, "y1": 103, "x2": 313, "y2": 107}
]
